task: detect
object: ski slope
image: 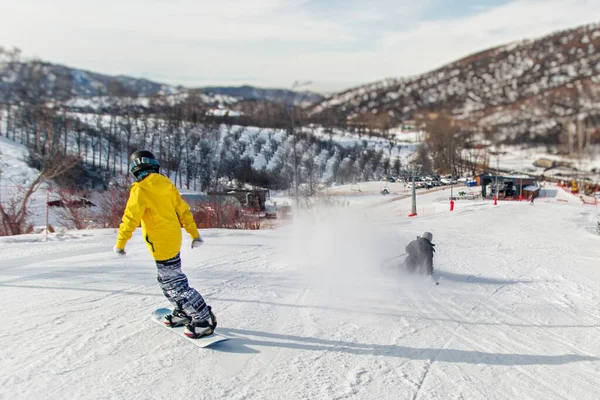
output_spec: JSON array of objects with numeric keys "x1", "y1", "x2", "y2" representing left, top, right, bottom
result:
[{"x1": 0, "y1": 187, "x2": 599, "y2": 399}]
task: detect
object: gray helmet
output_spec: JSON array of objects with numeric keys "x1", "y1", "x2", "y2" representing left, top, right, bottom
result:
[{"x1": 420, "y1": 231, "x2": 433, "y2": 242}]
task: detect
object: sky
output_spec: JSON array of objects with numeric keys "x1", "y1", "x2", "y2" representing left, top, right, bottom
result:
[{"x1": 1, "y1": 0, "x2": 600, "y2": 93}]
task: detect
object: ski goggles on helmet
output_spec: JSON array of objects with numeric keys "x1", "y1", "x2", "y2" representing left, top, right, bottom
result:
[{"x1": 129, "y1": 157, "x2": 160, "y2": 174}]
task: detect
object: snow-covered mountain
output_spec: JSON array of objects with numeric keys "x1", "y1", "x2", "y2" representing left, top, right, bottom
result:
[
  {"x1": 0, "y1": 61, "x2": 180, "y2": 100},
  {"x1": 201, "y1": 86, "x2": 323, "y2": 106},
  {"x1": 311, "y1": 22, "x2": 600, "y2": 143},
  {"x1": 0, "y1": 61, "x2": 323, "y2": 106}
]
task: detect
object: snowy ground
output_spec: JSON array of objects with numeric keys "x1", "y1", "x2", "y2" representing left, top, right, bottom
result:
[
  {"x1": 486, "y1": 144, "x2": 600, "y2": 183},
  {"x1": 1, "y1": 182, "x2": 599, "y2": 399}
]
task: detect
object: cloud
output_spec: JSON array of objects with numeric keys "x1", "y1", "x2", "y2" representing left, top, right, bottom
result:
[
  {"x1": 3, "y1": 0, "x2": 356, "y2": 43},
  {"x1": 1, "y1": 0, "x2": 599, "y2": 92},
  {"x1": 380, "y1": 0, "x2": 600, "y2": 75}
]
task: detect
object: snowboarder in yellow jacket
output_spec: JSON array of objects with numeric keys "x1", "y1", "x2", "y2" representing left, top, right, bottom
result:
[{"x1": 114, "y1": 150, "x2": 216, "y2": 338}]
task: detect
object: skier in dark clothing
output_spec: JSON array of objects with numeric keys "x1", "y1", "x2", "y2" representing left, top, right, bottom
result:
[{"x1": 403, "y1": 231, "x2": 436, "y2": 276}]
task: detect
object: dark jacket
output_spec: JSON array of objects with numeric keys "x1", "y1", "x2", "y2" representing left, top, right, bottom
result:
[{"x1": 405, "y1": 237, "x2": 435, "y2": 274}]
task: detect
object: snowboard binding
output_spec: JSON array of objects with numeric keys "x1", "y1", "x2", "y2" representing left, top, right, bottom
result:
[
  {"x1": 184, "y1": 307, "x2": 218, "y2": 339},
  {"x1": 164, "y1": 308, "x2": 191, "y2": 328}
]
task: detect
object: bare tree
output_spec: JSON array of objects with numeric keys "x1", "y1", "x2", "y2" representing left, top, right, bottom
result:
[
  {"x1": 97, "y1": 176, "x2": 131, "y2": 228},
  {"x1": 381, "y1": 157, "x2": 391, "y2": 176},
  {"x1": 393, "y1": 158, "x2": 402, "y2": 176},
  {"x1": 0, "y1": 46, "x2": 23, "y2": 140},
  {"x1": 0, "y1": 152, "x2": 79, "y2": 235},
  {"x1": 49, "y1": 188, "x2": 95, "y2": 230},
  {"x1": 411, "y1": 144, "x2": 433, "y2": 174},
  {"x1": 300, "y1": 145, "x2": 319, "y2": 196},
  {"x1": 462, "y1": 144, "x2": 487, "y2": 176},
  {"x1": 421, "y1": 111, "x2": 461, "y2": 174}
]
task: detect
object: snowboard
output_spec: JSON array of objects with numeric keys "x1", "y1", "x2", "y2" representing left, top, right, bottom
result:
[{"x1": 150, "y1": 308, "x2": 229, "y2": 348}]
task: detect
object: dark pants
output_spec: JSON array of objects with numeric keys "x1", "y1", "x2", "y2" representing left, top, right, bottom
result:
[
  {"x1": 156, "y1": 253, "x2": 210, "y2": 321},
  {"x1": 404, "y1": 257, "x2": 433, "y2": 276}
]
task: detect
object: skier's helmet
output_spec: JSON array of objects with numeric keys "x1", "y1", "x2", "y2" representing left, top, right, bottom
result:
[
  {"x1": 421, "y1": 231, "x2": 433, "y2": 242},
  {"x1": 129, "y1": 150, "x2": 160, "y2": 180}
]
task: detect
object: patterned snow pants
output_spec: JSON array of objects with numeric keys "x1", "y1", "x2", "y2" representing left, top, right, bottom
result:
[{"x1": 155, "y1": 253, "x2": 210, "y2": 321}]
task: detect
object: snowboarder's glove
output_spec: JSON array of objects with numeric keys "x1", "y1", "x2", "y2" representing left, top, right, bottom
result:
[
  {"x1": 113, "y1": 246, "x2": 126, "y2": 256},
  {"x1": 191, "y1": 237, "x2": 204, "y2": 249}
]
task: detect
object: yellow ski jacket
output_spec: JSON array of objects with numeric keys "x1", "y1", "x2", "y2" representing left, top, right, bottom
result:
[{"x1": 115, "y1": 173, "x2": 200, "y2": 261}]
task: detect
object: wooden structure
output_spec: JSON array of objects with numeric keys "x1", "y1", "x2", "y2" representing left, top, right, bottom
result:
[{"x1": 522, "y1": 185, "x2": 541, "y2": 199}]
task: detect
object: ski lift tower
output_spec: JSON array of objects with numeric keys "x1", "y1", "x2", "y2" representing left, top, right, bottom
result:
[
  {"x1": 488, "y1": 150, "x2": 507, "y2": 203},
  {"x1": 408, "y1": 166, "x2": 421, "y2": 217}
]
